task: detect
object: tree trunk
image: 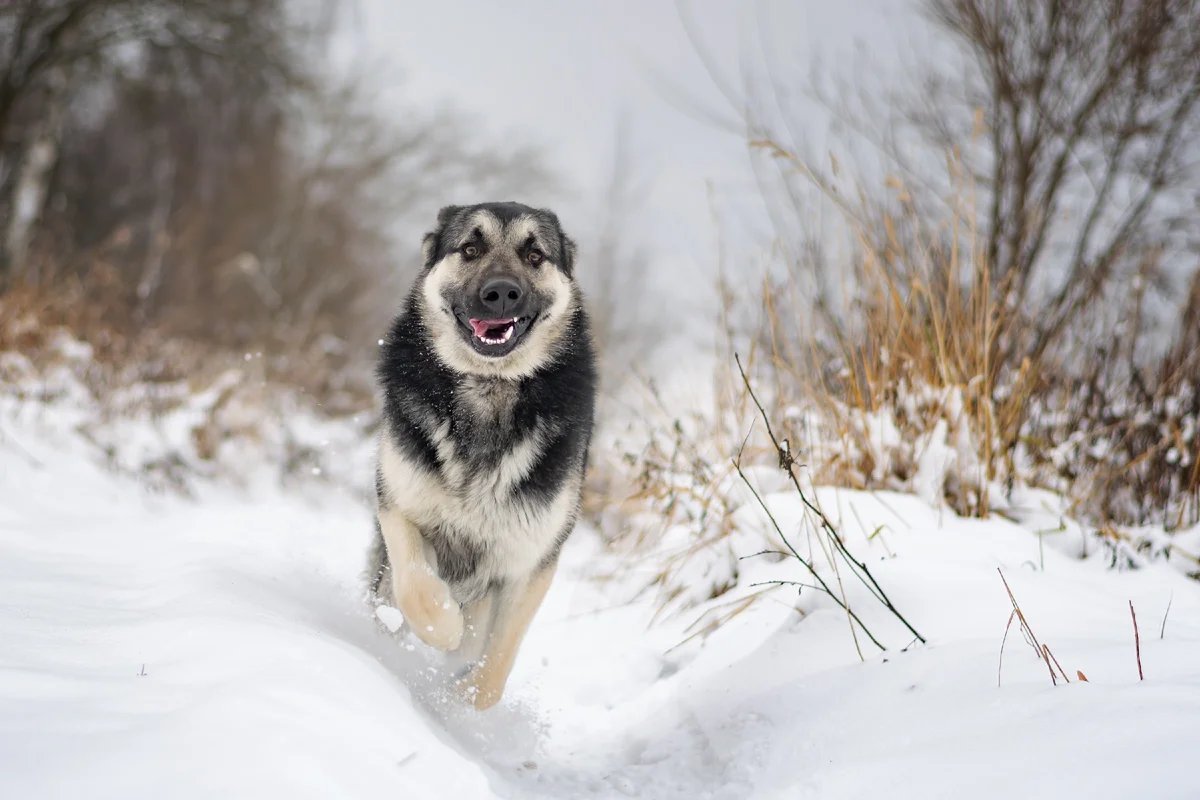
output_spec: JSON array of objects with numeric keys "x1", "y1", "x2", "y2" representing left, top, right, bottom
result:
[{"x1": 3, "y1": 60, "x2": 72, "y2": 283}]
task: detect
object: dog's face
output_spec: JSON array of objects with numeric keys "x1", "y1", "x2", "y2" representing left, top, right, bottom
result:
[{"x1": 417, "y1": 202, "x2": 579, "y2": 378}]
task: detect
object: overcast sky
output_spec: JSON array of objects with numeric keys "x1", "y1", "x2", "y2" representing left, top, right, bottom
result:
[{"x1": 337, "y1": 1, "x2": 922, "y2": 358}]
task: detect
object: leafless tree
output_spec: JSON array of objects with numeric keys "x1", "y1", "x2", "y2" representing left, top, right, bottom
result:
[
  {"x1": 0, "y1": 1, "x2": 551, "y2": 362},
  {"x1": 0, "y1": 0, "x2": 308, "y2": 280},
  {"x1": 915, "y1": 0, "x2": 1200, "y2": 362}
]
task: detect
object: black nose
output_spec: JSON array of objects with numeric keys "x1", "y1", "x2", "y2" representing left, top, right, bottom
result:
[{"x1": 479, "y1": 277, "x2": 524, "y2": 317}]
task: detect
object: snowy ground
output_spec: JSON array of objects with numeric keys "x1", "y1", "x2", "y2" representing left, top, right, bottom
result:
[{"x1": 3, "y1": 402, "x2": 1199, "y2": 799}]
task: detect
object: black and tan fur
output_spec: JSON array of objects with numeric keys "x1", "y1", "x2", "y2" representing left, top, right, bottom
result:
[{"x1": 368, "y1": 202, "x2": 596, "y2": 709}]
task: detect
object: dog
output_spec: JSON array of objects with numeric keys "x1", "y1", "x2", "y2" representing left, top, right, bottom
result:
[{"x1": 367, "y1": 202, "x2": 596, "y2": 709}]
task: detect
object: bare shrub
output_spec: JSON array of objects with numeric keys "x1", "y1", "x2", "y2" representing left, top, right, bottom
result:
[
  {"x1": 735, "y1": 144, "x2": 1198, "y2": 528},
  {"x1": 722, "y1": 0, "x2": 1200, "y2": 528},
  {"x1": 590, "y1": 3, "x2": 1199, "y2": 636},
  {"x1": 916, "y1": 0, "x2": 1200, "y2": 369},
  {"x1": 0, "y1": 281, "x2": 377, "y2": 494},
  {"x1": 742, "y1": 150, "x2": 1035, "y2": 517},
  {"x1": 0, "y1": 1, "x2": 310, "y2": 279},
  {"x1": 0, "y1": 1, "x2": 552, "y2": 386}
]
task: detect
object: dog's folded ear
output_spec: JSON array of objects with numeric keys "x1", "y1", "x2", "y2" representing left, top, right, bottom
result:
[{"x1": 422, "y1": 205, "x2": 465, "y2": 268}]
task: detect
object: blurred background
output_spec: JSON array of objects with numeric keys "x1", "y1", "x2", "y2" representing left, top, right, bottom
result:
[
  {"x1": 1, "y1": 0, "x2": 1197, "y2": 527},
  {"x1": 3, "y1": 6, "x2": 1200, "y2": 793},
  {"x1": 0, "y1": 1, "x2": 914, "y2": 390}
]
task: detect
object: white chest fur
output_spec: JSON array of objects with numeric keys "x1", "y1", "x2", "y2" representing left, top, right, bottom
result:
[{"x1": 378, "y1": 417, "x2": 579, "y2": 584}]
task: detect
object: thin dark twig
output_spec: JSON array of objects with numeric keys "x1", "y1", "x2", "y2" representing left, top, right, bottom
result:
[
  {"x1": 732, "y1": 450, "x2": 887, "y2": 652},
  {"x1": 735, "y1": 353, "x2": 927, "y2": 644},
  {"x1": 737, "y1": 352, "x2": 889, "y2": 606},
  {"x1": 1130, "y1": 600, "x2": 1144, "y2": 681},
  {"x1": 998, "y1": 608, "x2": 1016, "y2": 687},
  {"x1": 735, "y1": 351, "x2": 889, "y2": 613},
  {"x1": 1159, "y1": 593, "x2": 1172, "y2": 640}
]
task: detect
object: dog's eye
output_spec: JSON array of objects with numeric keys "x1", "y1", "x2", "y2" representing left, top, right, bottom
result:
[
  {"x1": 527, "y1": 249, "x2": 544, "y2": 267},
  {"x1": 462, "y1": 244, "x2": 480, "y2": 260}
]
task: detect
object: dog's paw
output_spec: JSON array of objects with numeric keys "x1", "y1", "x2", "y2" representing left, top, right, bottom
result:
[{"x1": 393, "y1": 568, "x2": 464, "y2": 651}]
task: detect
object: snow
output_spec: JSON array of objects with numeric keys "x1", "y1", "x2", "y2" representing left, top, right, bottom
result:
[{"x1": 3, "y1": 398, "x2": 1199, "y2": 798}]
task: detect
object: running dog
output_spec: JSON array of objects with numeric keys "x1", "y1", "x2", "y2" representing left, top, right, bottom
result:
[{"x1": 368, "y1": 202, "x2": 596, "y2": 709}]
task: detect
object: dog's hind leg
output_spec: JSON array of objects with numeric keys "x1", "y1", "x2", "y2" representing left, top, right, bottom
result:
[
  {"x1": 377, "y1": 507, "x2": 464, "y2": 651},
  {"x1": 461, "y1": 561, "x2": 557, "y2": 710}
]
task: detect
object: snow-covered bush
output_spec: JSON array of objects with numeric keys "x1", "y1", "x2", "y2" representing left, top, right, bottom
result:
[
  {"x1": 593, "y1": 167, "x2": 1198, "y2": 629},
  {"x1": 692, "y1": 0, "x2": 1200, "y2": 531},
  {"x1": 721, "y1": 149, "x2": 1200, "y2": 531},
  {"x1": 0, "y1": 287, "x2": 374, "y2": 495}
]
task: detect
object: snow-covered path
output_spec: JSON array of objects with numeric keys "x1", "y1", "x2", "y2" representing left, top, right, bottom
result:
[{"x1": 3, "y1": 418, "x2": 1200, "y2": 799}]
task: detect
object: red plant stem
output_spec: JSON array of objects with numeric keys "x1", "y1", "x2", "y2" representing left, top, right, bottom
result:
[
  {"x1": 1043, "y1": 644, "x2": 1071, "y2": 684},
  {"x1": 1130, "y1": 601, "x2": 1144, "y2": 681},
  {"x1": 998, "y1": 569, "x2": 1057, "y2": 686}
]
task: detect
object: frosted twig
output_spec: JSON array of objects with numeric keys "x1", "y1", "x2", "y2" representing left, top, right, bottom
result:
[{"x1": 735, "y1": 353, "x2": 927, "y2": 646}]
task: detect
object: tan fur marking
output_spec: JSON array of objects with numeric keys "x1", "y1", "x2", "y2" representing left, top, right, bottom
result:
[
  {"x1": 455, "y1": 592, "x2": 497, "y2": 665},
  {"x1": 466, "y1": 209, "x2": 503, "y2": 243},
  {"x1": 503, "y1": 215, "x2": 540, "y2": 246},
  {"x1": 377, "y1": 506, "x2": 464, "y2": 651},
  {"x1": 462, "y1": 562, "x2": 557, "y2": 710}
]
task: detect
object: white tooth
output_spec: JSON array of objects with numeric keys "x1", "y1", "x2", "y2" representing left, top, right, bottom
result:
[{"x1": 501, "y1": 326, "x2": 513, "y2": 342}]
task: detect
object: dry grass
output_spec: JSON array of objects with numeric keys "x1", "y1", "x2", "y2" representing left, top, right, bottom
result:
[
  {"x1": 0, "y1": 277, "x2": 373, "y2": 414},
  {"x1": 736, "y1": 144, "x2": 1199, "y2": 530},
  {"x1": 0, "y1": 282, "x2": 374, "y2": 493},
  {"x1": 591, "y1": 145, "x2": 1198, "y2": 635},
  {"x1": 749, "y1": 159, "x2": 1037, "y2": 519}
]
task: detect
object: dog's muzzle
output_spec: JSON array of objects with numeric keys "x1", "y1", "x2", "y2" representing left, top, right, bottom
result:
[{"x1": 454, "y1": 308, "x2": 537, "y2": 357}]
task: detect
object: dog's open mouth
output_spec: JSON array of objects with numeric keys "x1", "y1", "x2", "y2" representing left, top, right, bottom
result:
[
  {"x1": 469, "y1": 318, "x2": 518, "y2": 345},
  {"x1": 454, "y1": 310, "x2": 536, "y2": 356}
]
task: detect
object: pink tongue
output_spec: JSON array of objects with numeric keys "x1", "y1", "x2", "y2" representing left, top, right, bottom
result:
[{"x1": 469, "y1": 318, "x2": 510, "y2": 337}]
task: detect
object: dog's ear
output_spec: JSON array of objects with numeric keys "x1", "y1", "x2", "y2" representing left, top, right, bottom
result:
[
  {"x1": 436, "y1": 204, "x2": 463, "y2": 227},
  {"x1": 421, "y1": 232, "x2": 439, "y2": 268},
  {"x1": 422, "y1": 205, "x2": 464, "y2": 269},
  {"x1": 559, "y1": 231, "x2": 577, "y2": 275}
]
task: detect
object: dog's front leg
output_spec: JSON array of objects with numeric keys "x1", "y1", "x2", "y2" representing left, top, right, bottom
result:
[
  {"x1": 455, "y1": 591, "x2": 496, "y2": 665},
  {"x1": 377, "y1": 507, "x2": 463, "y2": 651},
  {"x1": 461, "y1": 560, "x2": 556, "y2": 710}
]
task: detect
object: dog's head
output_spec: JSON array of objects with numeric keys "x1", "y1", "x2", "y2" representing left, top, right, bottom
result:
[{"x1": 416, "y1": 202, "x2": 580, "y2": 378}]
